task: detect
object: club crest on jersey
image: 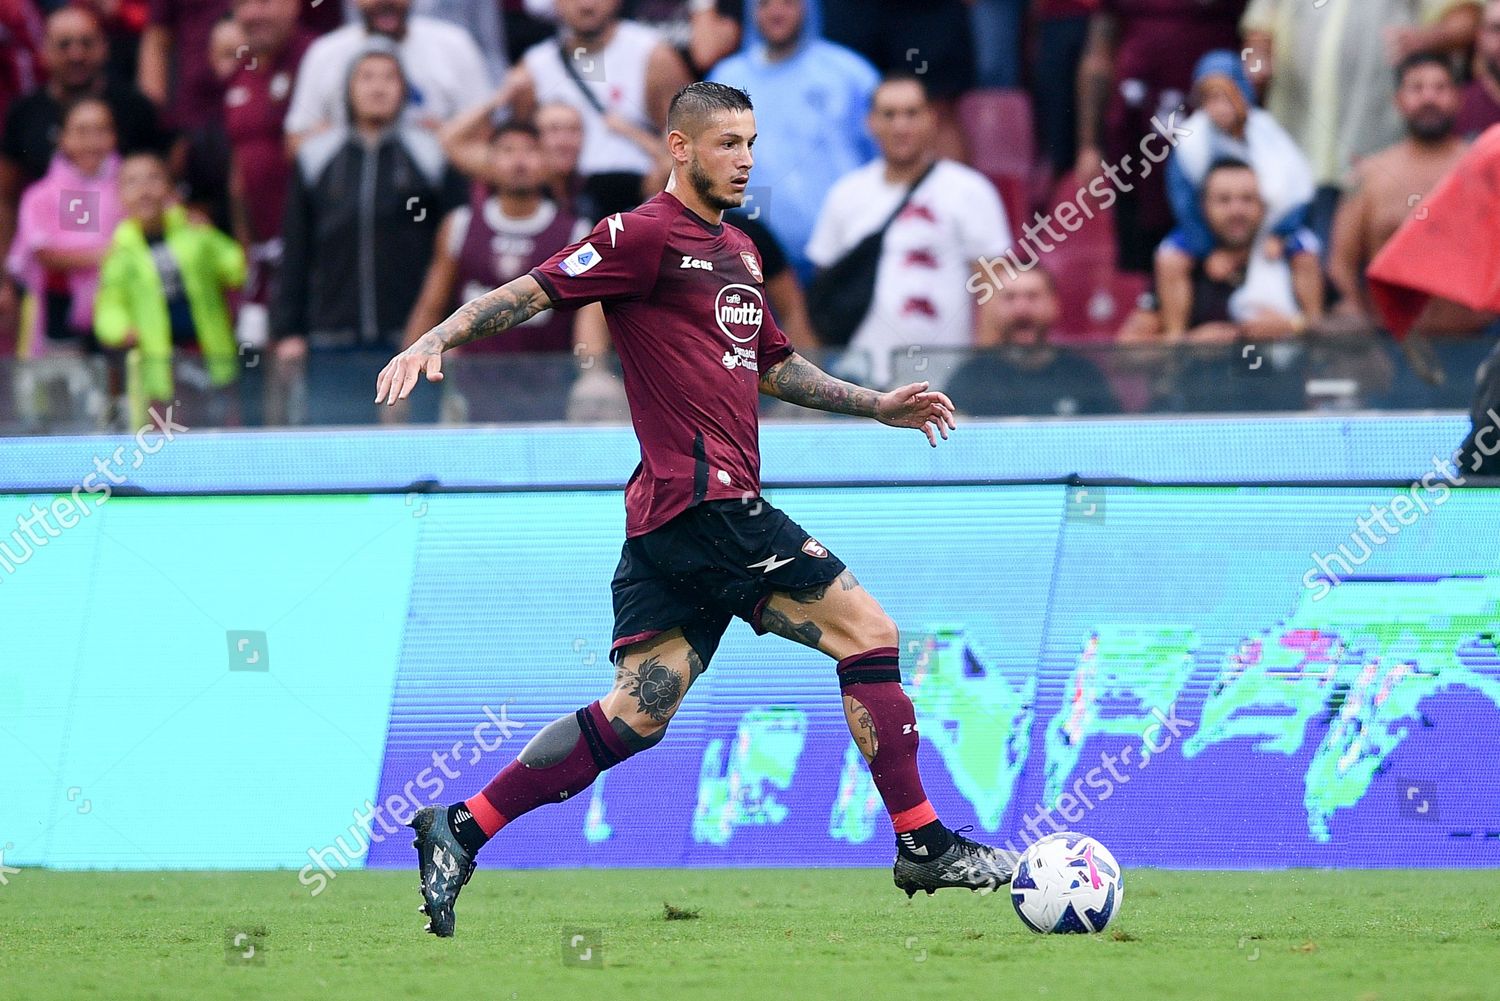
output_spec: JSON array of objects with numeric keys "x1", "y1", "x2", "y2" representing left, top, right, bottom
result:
[
  {"x1": 802, "y1": 538, "x2": 828, "y2": 558},
  {"x1": 740, "y1": 251, "x2": 764, "y2": 283},
  {"x1": 558, "y1": 242, "x2": 601, "y2": 277}
]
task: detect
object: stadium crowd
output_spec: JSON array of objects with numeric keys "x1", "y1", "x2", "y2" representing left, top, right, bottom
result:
[{"x1": 0, "y1": 0, "x2": 1495, "y2": 430}]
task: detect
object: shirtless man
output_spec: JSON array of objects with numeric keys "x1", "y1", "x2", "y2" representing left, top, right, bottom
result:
[{"x1": 1330, "y1": 52, "x2": 1490, "y2": 335}]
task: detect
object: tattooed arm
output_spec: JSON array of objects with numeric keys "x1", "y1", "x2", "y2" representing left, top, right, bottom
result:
[
  {"x1": 759, "y1": 351, "x2": 957, "y2": 447},
  {"x1": 375, "y1": 274, "x2": 553, "y2": 404}
]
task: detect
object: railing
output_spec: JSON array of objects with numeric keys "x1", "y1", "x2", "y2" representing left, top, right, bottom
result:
[{"x1": 2, "y1": 332, "x2": 1493, "y2": 434}]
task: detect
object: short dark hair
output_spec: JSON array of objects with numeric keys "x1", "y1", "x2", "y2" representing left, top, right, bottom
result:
[
  {"x1": 667, "y1": 81, "x2": 753, "y2": 136},
  {"x1": 1395, "y1": 52, "x2": 1457, "y2": 88},
  {"x1": 1200, "y1": 156, "x2": 1255, "y2": 200},
  {"x1": 493, "y1": 120, "x2": 540, "y2": 144}
]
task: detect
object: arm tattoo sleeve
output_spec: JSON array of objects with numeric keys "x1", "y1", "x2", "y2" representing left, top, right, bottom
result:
[
  {"x1": 430, "y1": 275, "x2": 551, "y2": 350},
  {"x1": 759, "y1": 352, "x2": 881, "y2": 417}
]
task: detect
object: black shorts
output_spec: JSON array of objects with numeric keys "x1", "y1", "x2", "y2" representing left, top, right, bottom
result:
[{"x1": 610, "y1": 497, "x2": 848, "y2": 667}]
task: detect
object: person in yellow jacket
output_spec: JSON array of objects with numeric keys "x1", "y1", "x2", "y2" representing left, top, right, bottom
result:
[{"x1": 94, "y1": 151, "x2": 247, "y2": 429}]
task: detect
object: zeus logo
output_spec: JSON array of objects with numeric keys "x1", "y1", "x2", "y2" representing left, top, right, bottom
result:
[
  {"x1": 606, "y1": 213, "x2": 624, "y2": 247},
  {"x1": 714, "y1": 284, "x2": 764, "y2": 343}
]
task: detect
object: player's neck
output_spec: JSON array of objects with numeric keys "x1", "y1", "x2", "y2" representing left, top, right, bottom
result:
[{"x1": 663, "y1": 175, "x2": 724, "y2": 227}]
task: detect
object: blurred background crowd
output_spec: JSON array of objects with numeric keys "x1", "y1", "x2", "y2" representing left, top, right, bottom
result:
[{"x1": 0, "y1": 0, "x2": 1495, "y2": 431}]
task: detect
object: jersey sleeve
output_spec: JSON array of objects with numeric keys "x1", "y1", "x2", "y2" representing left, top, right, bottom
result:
[
  {"x1": 529, "y1": 211, "x2": 668, "y2": 308},
  {"x1": 757, "y1": 267, "x2": 794, "y2": 372}
]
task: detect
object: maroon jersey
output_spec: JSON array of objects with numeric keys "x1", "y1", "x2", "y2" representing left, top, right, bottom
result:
[
  {"x1": 224, "y1": 31, "x2": 313, "y2": 243},
  {"x1": 530, "y1": 191, "x2": 793, "y2": 537},
  {"x1": 454, "y1": 196, "x2": 586, "y2": 353}
]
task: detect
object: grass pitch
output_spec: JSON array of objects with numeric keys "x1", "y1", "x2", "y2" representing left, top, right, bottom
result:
[{"x1": 0, "y1": 869, "x2": 1493, "y2": 1001}]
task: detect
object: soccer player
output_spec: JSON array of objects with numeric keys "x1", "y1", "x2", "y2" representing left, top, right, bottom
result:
[{"x1": 374, "y1": 81, "x2": 1019, "y2": 938}]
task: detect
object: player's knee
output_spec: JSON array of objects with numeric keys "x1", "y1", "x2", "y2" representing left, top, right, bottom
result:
[{"x1": 599, "y1": 687, "x2": 680, "y2": 748}]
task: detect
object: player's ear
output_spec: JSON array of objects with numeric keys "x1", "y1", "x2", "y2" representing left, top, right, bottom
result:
[{"x1": 666, "y1": 128, "x2": 691, "y2": 165}]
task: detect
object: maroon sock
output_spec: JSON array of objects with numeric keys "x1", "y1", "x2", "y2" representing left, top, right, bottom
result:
[
  {"x1": 464, "y1": 700, "x2": 632, "y2": 838},
  {"x1": 838, "y1": 646, "x2": 939, "y2": 830}
]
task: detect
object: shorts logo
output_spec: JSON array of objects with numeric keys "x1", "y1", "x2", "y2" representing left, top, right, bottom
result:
[
  {"x1": 749, "y1": 554, "x2": 795, "y2": 574},
  {"x1": 558, "y1": 242, "x2": 601, "y2": 277},
  {"x1": 802, "y1": 538, "x2": 828, "y2": 558},
  {"x1": 740, "y1": 251, "x2": 763, "y2": 283}
]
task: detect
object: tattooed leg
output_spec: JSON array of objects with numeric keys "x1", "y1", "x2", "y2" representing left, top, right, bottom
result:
[
  {"x1": 844, "y1": 694, "x2": 879, "y2": 762},
  {"x1": 760, "y1": 569, "x2": 896, "y2": 660},
  {"x1": 461, "y1": 629, "x2": 701, "y2": 839},
  {"x1": 600, "y1": 629, "x2": 702, "y2": 746},
  {"x1": 759, "y1": 567, "x2": 937, "y2": 831}
]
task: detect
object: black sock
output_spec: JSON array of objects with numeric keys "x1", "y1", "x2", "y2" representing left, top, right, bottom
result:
[
  {"x1": 896, "y1": 819, "x2": 953, "y2": 861},
  {"x1": 446, "y1": 803, "x2": 488, "y2": 855}
]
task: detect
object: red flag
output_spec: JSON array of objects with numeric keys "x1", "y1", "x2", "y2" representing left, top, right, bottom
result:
[{"x1": 1368, "y1": 125, "x2": 1500, "y2": 338}]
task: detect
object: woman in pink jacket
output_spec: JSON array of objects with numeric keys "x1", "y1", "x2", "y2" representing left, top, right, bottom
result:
[{"x1": 5, "y1": 96, "x2": 126, "y2": 428}]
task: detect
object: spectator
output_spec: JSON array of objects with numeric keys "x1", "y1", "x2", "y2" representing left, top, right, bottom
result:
[
  {"x1": 946, "y1": 267, "x2": 1120, "y2": 417},
  {"x1": 138, "y1": 0, "x2": 361, "y2": 130},
  {"x1": 408, "y1": 120, "x2": 608, "y2": 420},
  {"x1": 821, "y1": 0, "x2": 975, "y2": 159},
  {"x1": 72, "y1": 0, "x2": 148, "y2": 85},
  {"x1": 1128, "y1": 159, "x2": 1322, "y2": 344},
  {"x1": 1075, "y1": 0, "x2": 1246, "y2": 273},
  {"x1": 1, "y1": 6, "x2": 165, "y2": 257},
  {"x1": 535, "y1": 99, "x2": 594, "y2": 217},
  {"x1": 1159, "y1": 50, "x2": 1314, "y2": 270},
  {"x1": 1459, "y1": 0, "x2": 1500, "y2": 136},
  {"x1": 709, "y1": 0, "x2": 877, "y2": 283},
  {"x1": 273, "y1": 42, "x2": 466, "y2": 421},
  {"x1": 136, "y1": 0, "x2": 232, "y2": 131},
  {"x1": 284, "y1": 0, "x2": 492, "y2": 146},
  {"x1": 523, "y1": 0, "x2": 740, "y2": 74},
  {"x1": 1033, "y1": 0, "x2": 1101, "y2": 177},
  {"x1": 93, "y1": 150, "x2": 246, "y2": 428},
  {"x1": 1122, "y1": 159, "x2": 1321, "y2": 411},
  {"x1": 223, "y1": 0, "x2": 313, "y2": 346},
  {"x1": 511, "y1": 0, "x2": 692, "y2": 216},
  {"x1": 806, "y1": 74, "x2": 1012, "y2": 386},
  {"x1": 177, "y1": 14, "x2": 244, "y2": 232},
  {"x1": 1240, "y1": 0, "x2": 1481, "y2": 243},
  {"x1": 6, "y1": 98, "x2": 123, "y2": 429},
  {"x1": 1330, "y1": 54, "x2": 1487, "y2": 335}
]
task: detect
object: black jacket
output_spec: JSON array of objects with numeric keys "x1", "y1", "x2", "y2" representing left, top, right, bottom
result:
[{"x1": 273, "y1": 125, "x2": 466, "y2": 349}]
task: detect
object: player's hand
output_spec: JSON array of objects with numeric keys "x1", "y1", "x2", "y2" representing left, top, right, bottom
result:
[
  {"x1": 876, "y1": 381, "x2": 956, "y2": 447},
  {"x1": 375, "y1": 332, "x2": 445, "y2": 405}
]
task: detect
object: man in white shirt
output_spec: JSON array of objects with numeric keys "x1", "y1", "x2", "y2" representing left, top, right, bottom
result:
[
  {"x1": 503, "y1": 0, "x2": 693, "y2": 215},
  {"x1": 285, "y1": 0, "x2": 492, "y2": 146},
  {"x1": 806, "y1": 73, "x2": 1012, "y2": 386}
]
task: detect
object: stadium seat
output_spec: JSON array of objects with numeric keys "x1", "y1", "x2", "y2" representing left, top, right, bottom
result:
[{"x1": 959, "y1": 89, "x2": 1036, "y2": 185}]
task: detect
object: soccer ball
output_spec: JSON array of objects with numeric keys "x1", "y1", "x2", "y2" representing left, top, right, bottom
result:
[{"x1": 1009, "y1": 832, "x2": 1124, "y2": 934}]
